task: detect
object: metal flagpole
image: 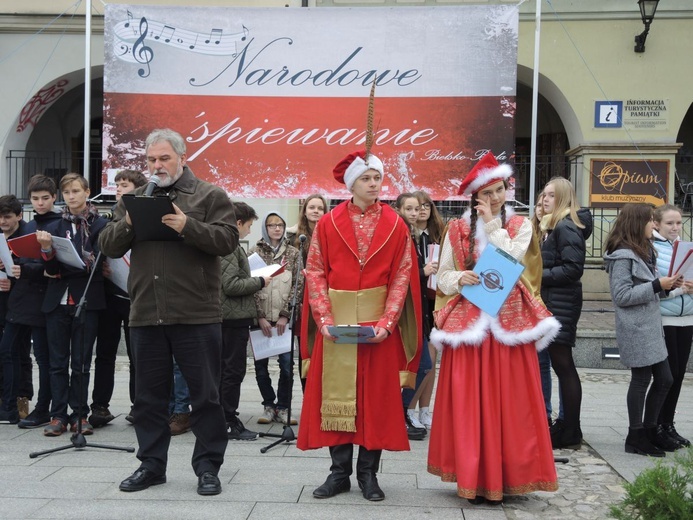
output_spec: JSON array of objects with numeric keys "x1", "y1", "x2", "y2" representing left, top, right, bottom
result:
[
  {"x1": 83, "y1": 0, "x2": 92, "y2": 179},
  {"x1": 528, "y1": 0, "x2": 542, "y2": 217}
]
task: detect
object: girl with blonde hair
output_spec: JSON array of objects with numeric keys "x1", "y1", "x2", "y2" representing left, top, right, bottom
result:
[{"x1": 539, "y1": 177, "x2": 592, "y2": 449}]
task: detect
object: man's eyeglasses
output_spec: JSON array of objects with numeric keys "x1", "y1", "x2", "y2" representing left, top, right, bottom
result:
[{"x1": 266, "y1": 224, "x2": 285, "y2": 229}]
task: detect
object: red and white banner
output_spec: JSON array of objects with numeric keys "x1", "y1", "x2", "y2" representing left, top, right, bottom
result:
[{"x1": 103, "y1": 5, "x2": 518, "y2": 200}]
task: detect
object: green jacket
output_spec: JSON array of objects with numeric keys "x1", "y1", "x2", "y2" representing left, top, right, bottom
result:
[
  {"x1": 221, "y1": 244, "x2": 263, "y2": 325},
  {"x1": 99, "y1": 166, "x2": 238, "y2": 327}
]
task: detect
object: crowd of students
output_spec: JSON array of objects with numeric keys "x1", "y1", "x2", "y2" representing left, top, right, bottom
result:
[{"x1": 0, "y1": 144, "x2": 690, "y2": 503}]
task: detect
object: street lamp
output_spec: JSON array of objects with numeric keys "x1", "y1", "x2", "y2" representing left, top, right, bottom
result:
[{"x1": 634, "y1": 0, "x2": 660, "y2": 53}]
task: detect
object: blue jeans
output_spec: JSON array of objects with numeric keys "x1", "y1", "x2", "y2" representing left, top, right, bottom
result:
[
  {"x1": 402, "y1": 337, "x2": 433, "y2": 409},
  {"x1": 254, "y1": 352, "x2": 293, "y2": 410},
  {"x1": 169, "y1": 362, "x2": 191, "y2": 415}
]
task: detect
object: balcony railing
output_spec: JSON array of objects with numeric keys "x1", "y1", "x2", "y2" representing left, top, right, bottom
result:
[{"x1": 6, "y1": 150, "x2": 102, "y2": 202}]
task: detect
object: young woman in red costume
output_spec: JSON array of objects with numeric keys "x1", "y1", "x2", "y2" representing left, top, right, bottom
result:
[
  {"x1": 298, "y1": 150, "x2": 421, "y2": 502},
  {"x1": 427, "y1": 152, "x2": 560, "y2": 505}
]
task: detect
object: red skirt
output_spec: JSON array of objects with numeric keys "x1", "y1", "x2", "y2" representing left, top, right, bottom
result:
[{"x1": 427, "y1": 337, "x2": 558, "y2": 500}]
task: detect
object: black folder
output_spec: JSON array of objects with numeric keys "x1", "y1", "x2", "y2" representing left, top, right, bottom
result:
[{"x1": 122, "y1": 194, "x2": 182, "y2": 242}]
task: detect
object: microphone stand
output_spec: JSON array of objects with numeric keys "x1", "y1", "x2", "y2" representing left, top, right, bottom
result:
[
  {"x1": 30, "y1": 251, "x2": 135, "y2": 458},
  {"x1": 259, "y1": 235, "x2": 305, "y2": 453}
]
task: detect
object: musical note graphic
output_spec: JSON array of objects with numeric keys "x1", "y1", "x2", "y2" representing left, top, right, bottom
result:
[
  {"x1": 111, "y1": 10, "x2": 251, "y2": 75},
  {"x1": 205, "y1": 28, "x2": 223, "y2": 45},
  {"x1": 155, "y1": 25, "x2": 175, "y2": 43},
  {"x1": 132, "y1": 17, "x2": 154, "y2": 78}
]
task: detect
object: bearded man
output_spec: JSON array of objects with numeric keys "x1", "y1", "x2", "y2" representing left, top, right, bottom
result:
[{"x1": 100, "y1": 128, "x2": 238, "y2": 496}]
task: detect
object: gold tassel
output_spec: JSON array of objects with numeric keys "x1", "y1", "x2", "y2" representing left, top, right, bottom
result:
[
  {"x1": 365, "y1": 77, "x2": 376, "y2": 163},
  {"x1": 321, "y1": 417, "x2": 357, "y2": 433},
  {"x1": 321, "y1": 401, "x2": 357, "y2": 417}
]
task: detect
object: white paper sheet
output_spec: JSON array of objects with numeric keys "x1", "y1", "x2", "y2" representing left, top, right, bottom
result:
[
  {"x1": 249, "y1": 327, "x2": 292, "y2": 360},
  {"x1": 0, "y1": 234, "x2": 16, "y2": 277},
  {"x1": 51, "y1": 236, "x2": 86, "y2": 270},
  {"x1": 106, "y1": 251, "x2": 131, "y2": 293}
]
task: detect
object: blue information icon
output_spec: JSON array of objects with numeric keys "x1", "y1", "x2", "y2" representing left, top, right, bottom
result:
[{"x1": 595, "y1": 101, "x2": 623, "y2": 128}]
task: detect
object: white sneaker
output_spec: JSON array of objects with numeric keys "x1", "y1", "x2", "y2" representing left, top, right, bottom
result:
[
  {"x1": 407, "y1": 409, "x2": 425, "y2": 429},
  {"x1": 257, "y1": 406, "x2": 275, "y2": 424},
  {"x1": 276, "y1": 408, "x2": 298, "y2": 425},
  {"x1": 419, "y1": 408, "x2": 433, "y2": 429}
]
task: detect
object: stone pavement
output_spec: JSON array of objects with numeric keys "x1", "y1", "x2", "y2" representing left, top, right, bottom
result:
[{"x1": 0, "y1": 357, "x2": 691, "y2": 519}]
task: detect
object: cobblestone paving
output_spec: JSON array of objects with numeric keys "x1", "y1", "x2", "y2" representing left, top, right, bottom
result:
[{"x1": 502, "y1": 444, "x2": 627, "y2": 519}]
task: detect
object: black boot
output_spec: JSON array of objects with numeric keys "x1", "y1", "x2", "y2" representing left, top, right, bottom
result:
[
  {"x1": 624, "y1": 427, "x2": 665, "y2": 457},
  {"x1": 356, "y1": 447, "x2": 385, "y2": 501},
  {"x1": 313, "y1": 444, "x2": 353, "y2": 498},
  {"x1": 646, "y1": 425, "x2": 680, "y2": 452},
  {"x1": 550, "y1": 421, "x2": 582, "y2": 450},
  {"x1": 662, "y1": 423, "x2": 690, "y2": 448}
]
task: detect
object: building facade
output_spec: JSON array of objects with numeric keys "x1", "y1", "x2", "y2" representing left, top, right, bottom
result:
[{"x1": 1, "y1": 1, "x2": 692, "y2": 243}]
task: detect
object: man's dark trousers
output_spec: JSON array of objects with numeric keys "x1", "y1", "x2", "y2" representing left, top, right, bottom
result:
[{"x1": 130, "y1": 323, "x2": 227, "y2": 476}]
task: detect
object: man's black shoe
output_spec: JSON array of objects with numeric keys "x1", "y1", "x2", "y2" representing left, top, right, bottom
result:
[
  {"x1": 125, "y1": 407, "x2": 135, "y2": 424},
  {"x1": 227, "y1": 418, "x2": 258, "y2": 441},
  {"x1": 88, "y1": 405, "x2": 115, "y2": 428},
  {"x1": 18, "y1": 409, "x2": 51, "y2": 429},
  {"x1": 313, "y1": 475, "x2": 351, "y2": 498},
  {"x1": 0, "y1": 409, "x2": 19, "y2": 424},
  {"x1": 404, "y1": 409, "x2": 426, "y2": 440},
  {"x1": 197, "y1": 471, "x2": 221, "y2": 496},
  {"x1": 119, "y1": 468, "x2": 166, "y2": 492}
]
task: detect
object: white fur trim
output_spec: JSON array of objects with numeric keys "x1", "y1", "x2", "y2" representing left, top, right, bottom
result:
[
  {"x1": 463, "y1": 163, "x2": 514, "y2": 196},
  {"x1": 344, "y1": 154, "x2": 384, "y2": 191},
  {"x1": 430, "y1": 315, "x2": 560, "y2": 352}
]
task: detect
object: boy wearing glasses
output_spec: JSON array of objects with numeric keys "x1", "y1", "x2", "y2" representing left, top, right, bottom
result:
[{"x1": 249, "y1": 213, "x2": 301, "y2": 425}]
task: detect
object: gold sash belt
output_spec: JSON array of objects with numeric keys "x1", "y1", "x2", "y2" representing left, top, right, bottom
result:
[{"x1": 321, "y1": 286, "x2": 386, "y2": 432}]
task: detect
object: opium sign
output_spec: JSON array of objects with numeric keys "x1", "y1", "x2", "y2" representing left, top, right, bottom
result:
[{"x1": 590, "y1": 159, "x2": 669, "y2": 207}]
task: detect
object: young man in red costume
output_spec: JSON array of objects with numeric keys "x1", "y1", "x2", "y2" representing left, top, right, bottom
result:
[
  {"x1": 297, "y1": 150, "x2": 421, "y2": 502},
  {"x1": 428, "y1": 152, "x2": 560, "y2": 505}
]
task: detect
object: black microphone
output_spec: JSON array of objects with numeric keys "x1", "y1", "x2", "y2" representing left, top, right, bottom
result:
[
  {"x1": 299, "y1": 234, "x2": 307, "y2": 244},
  {"x1": 143, "y1": 175, "x2": 161, "y2": 197}
]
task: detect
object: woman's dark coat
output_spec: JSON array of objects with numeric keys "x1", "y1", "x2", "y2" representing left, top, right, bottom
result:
[{"x1": 540, "y1": 208, "x2": 593, "y2": 347}]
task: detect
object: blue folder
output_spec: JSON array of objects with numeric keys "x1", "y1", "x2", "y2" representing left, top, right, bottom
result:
[{"x1": 461, "y1": 244, "x2": 525, "y2": 318}]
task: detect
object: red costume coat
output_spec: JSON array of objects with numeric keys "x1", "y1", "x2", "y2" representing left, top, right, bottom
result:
[{"x1": 298, "y1": 201, "x2": 422, "y2": 451}]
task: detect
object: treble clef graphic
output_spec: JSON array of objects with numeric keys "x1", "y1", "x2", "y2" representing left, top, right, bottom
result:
[{"x1": 132, "y1": 17, "x2": 154, "y2": 78}]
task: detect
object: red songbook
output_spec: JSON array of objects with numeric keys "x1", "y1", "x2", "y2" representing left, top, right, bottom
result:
[{"x1": 7, "y1": 233, "x2": 42, "y2": 259}]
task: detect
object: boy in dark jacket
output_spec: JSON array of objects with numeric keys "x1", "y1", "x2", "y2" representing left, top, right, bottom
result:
[
  {"x1": 220, "y1": 202, "x2": 270, "y2": 440},
  {"x1": 36, "y1": 174, "x2": 108, "y2": 436},
  {"x1": 0, "y1": 194, "x2": 33, "y2": 423},
  {"x1": 7, "y1": 177, "x2": 63, "y2": 428},
  {"x1": 89, "y1": 169, "x2": 146, "y2": 428}
]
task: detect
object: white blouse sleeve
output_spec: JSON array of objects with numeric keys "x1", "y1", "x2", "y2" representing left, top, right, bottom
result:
[
  {"x1": 484, "y1": 216, "x2": 532, "y2": 261},
  {"x1": 436, "y1": 236, "x2": 464, "y2": 296}
]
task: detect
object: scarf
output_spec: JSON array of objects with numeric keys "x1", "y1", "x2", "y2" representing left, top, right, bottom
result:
[
  {"x1": 539, "y1": 208, "x2": 571, "y2": 235},
  {"x1": 61, "y1": 202, "x2": 100, "y2": 271}
]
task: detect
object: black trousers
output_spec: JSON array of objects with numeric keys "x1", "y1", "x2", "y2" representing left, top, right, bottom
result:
[
  {"x1": 45, "y1": 306, "x2": 99, "y2": 422},
  {"x1": 660, "y1": 325, "x2": 693, "y2": 425},
  {"x1": 92, "y1": 293, "x2": 133, "y2": 407},
  {"x1": 627, "y1": 359, "x2": 673, "y2": 429},
  {"x1": 130, "y1": 323, "x2": 227, "y2": 476},
  {"x1": 220, "y1": 324, "x2": 249, "y2": 423}
]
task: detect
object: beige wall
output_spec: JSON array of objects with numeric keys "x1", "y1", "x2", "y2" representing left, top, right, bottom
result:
[{"x1": 2, "y1": 1, "x2": 691, "y2": 206}]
